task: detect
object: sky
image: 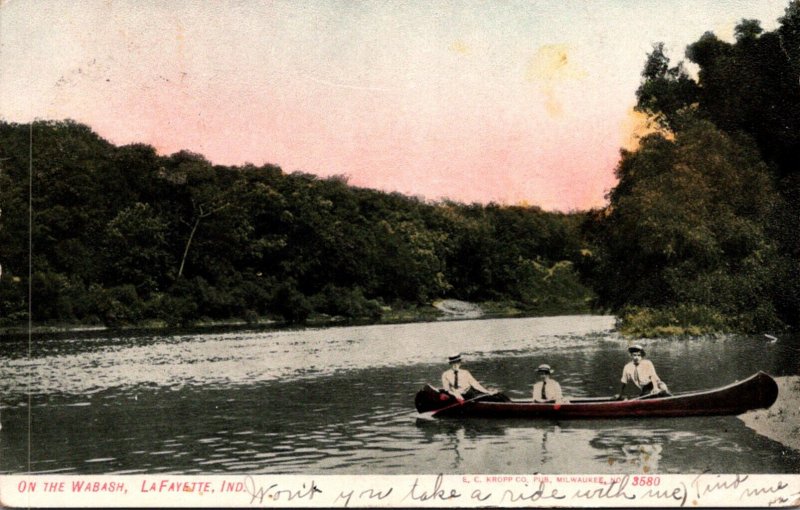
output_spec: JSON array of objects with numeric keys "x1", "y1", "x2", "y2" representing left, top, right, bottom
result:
[{"x1": 0, "y1": 1, "x2": 790, "y2": 211}]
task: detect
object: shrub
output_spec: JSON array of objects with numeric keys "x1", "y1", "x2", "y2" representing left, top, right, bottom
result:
[
  {"x1": 272, "y1": 283, "x2": 312, "y2": 324},
  {"x1": 617, "y1": 303, "x2": 728, "y2": 337},
  {"x1": 153, "y1": 293, "x2": 199, "y2": 327},
  {"x1": 314, "y1": 285, "x2": 383, "y2": 320},
  {"x1": 87, "y1": 284, "x2": 144, "y2": 327}
]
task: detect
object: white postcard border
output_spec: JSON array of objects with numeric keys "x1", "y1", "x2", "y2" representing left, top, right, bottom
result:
[{"x1": 1, "y1": 473, "x2": 799, "y2": 508}]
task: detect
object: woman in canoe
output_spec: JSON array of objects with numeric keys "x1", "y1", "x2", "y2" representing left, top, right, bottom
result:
[{"x1": 616, "y1": 344, "x2": 670, "y2": 399}]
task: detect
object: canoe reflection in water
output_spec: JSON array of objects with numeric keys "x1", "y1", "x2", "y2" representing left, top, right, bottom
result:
[
  {"x1": 413, "y1": 417, "x2": 734, "y2": 474},
  {"x1": 415, "y1": 418, "x2": 567, "y2": 471},
  {"x1": 619, "y1": 443, "x2": 663, "y2": 473}
]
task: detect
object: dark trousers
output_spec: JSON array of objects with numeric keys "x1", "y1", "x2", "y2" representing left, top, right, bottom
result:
[
  {"x1": 441, "y1": 388, "x2": 509, "y2": 402},
  {"x1": 461, "y1": 388, "x2": 510, "y2": 402},
  {"x1": 639, "y1": 382, "x2": 671, "y2": 398},
  {"x1": 461, "y1": 388, "x2": 481, "y2": 400},
  {"x1": 640, "y1": 382, "x2": 655, "y2": 395}
]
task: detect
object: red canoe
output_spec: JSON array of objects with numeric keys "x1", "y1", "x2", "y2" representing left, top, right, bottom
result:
[{"x1": 414, "y1": 371, "x2": 779, "y2": 419}]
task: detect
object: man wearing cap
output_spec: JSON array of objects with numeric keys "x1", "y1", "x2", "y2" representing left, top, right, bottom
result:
[
  {"x1": 532, "y1": 364, "x2": 567, "y2": 403},
  {"x1": 616, "y1": 344, "x2": 669, "y2": 399},
  {"x1": 441, "y1": 354, "x2": 495, "y2": 402}
]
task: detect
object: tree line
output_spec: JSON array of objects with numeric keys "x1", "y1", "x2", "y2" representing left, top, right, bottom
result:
[{"x1": 0, "y1": 121, "x2": 592, "y2": 327}]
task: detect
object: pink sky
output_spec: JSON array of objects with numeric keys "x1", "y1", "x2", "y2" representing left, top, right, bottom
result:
[{"x1": 0, "y1": 1, "x2": 788, "y2": 211}]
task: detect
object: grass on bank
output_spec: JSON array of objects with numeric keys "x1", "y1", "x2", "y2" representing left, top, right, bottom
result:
[{"x1": 616, "y1": 302, "x2": 786, "y2": 338}]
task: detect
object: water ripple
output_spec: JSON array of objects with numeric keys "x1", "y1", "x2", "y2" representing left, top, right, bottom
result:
[{"x1": 1, "y1": 316, "x2": 616, "y2": 397}]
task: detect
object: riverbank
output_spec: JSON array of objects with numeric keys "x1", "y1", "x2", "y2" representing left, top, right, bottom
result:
[
  {"x1": 0, "y1": 299, "x2": 593, "y2": 338},
  {"x1": 616, "y1": 304, "x2": 789, "y2": 337},
  {"x1": 738, "y1": 376, "x2": 800, "y2": 452}
]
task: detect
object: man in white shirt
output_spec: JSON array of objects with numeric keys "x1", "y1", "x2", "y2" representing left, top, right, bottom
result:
[
  {"x1": 441, "y1": 354, "x2": 495, "y2": 402},
  {"x1": 616, "y1": 344, "x2": 669, "y2": 399},
  {"x1": 531, "y1": 364, "x2": 567, "y2": 403}
]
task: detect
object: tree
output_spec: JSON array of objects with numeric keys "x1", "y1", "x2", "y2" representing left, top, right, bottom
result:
[
  {"x1": 592, "y1": 113, "x2": 782, "y2": 331},
  {"x1": 779, "y1": 1, "x2": 800, "y2": 82},
  {"x1": 735, "y1": 19, "x2": 764, "y2": 41},
  {"x1": 686, "y1": 23, "x2": 800, "y2": 178},
  {"x1": 635, "y1": 43, "x2": 699, "y2": 131},
  {"x1": 162, "y1": 152, "x2": 245, "y2": 279},
  {"x1": 102, "y1": 202, "x2": 171, "y2": 294}
]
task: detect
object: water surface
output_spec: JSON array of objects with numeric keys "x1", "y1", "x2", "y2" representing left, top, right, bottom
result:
[{"x1": 1, "y1": 315, "x2": 798, "y2": 474}]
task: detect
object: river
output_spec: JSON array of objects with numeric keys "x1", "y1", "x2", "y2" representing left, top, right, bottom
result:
[{"x1": 1, "y1": 315, "x2": 799, "y2": 475}]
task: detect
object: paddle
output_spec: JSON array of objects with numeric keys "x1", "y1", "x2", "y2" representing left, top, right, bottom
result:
[{"x1": 417, "y1": 392, "x2": 495, "y2": 420}]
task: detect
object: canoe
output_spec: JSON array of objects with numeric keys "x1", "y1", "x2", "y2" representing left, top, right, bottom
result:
[{"x1": 414, "y1": 371, "x2": 778, "y2": 419}]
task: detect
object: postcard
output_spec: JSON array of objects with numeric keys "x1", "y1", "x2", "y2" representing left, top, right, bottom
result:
[{"x1": 1, "y1": 0, "x2": 799, "y2": 507}]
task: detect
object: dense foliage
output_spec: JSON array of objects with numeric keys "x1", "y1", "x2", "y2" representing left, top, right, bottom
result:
[
  {"x1": 584, "y1": 1, "x2": 800, "y2": 334},
  {"x1": 0, "y1": 121, "x2": 593, "y2": 327}
]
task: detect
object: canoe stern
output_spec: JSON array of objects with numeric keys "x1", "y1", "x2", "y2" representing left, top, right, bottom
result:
[
  {"x1": 754, "y1": 371, "x2": 779, "y2": 410},
  {"x1": 415, "y1": 384, "x2": 455, "y2": 413}
]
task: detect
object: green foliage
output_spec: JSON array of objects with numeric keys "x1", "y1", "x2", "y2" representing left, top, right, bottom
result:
[
  {"x1": 779, "y1": 2, "x2": 800, "y2": 78},
  {"x1": 636, "y1": 43, "x2": 700, "y2": 130},
  {"x1": 313, "y1": 285, "x2": 383, "y2": 320},
  {"x1": 590, "y1": 7, "x2": 800, "y2": 335},
  {"x1": 86, "y1": 284, "x2": 144, "y2": 327},
  {"x1": 152, "y1": 292, "x2": 199, "y2": 327},
  {"x1": 102, "y1": 202, "x2": 172, "y2": 294},
  {"x1": 272, "y1": 282, "x2": 313, "y2": 324},
  {"x1": 735, "y1": 19, "x2": 764, "y2": 41},
  {"x1": 617, "y1": 304, "x2": 728, "y2": 337},
  {"x1": 592, "y1": 114, "x2": 778, "y2": 307},
  {"x1": 588, "y1": 112, "x2": 785, "y2": 332},
  {"x1": 0, "y1": 120, "x2": 593, "y2": 328}
]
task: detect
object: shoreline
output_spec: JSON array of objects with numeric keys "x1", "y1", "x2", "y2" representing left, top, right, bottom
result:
[
  {"x1": 0, "y1": 301, "x2": 597, "y2": 339},
  {"x1": 738, "y1": 376, "x2": 800, "y2": 452}
]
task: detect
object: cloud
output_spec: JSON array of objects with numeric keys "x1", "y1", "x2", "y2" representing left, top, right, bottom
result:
[{"x1": 527, "y1": 44, "x2": 586, "y2": 82}]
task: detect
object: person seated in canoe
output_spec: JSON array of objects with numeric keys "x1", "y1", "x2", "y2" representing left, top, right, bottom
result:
[
  {"x1": 531, "y1": 364, "x2": 568, "y2": 404},
  {"x1": 616, "y1": 344, "x2": 670, "y2": 399},
  {"x1": 441, "y1": 353, "x2": 503, "y2": 403}
]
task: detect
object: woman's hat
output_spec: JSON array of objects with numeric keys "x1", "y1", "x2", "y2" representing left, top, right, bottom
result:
[
  {"x1": 536, "y1": 364, "x2": 552, "y2": 373},
  {"x1": 448, "y1": 354, "x2": 462, "y2": 364},
  {"x1": 628, "y1": 344, "x2": 646, "y2": 356}
]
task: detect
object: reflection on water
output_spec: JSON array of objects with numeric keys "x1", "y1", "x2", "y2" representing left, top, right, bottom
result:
[
  {"x1": 1, "y1": 315, "x2": 799, "y2": 475},
  {"x1": 413, "y1": 415, "x2": 799, "y2": 475}
]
